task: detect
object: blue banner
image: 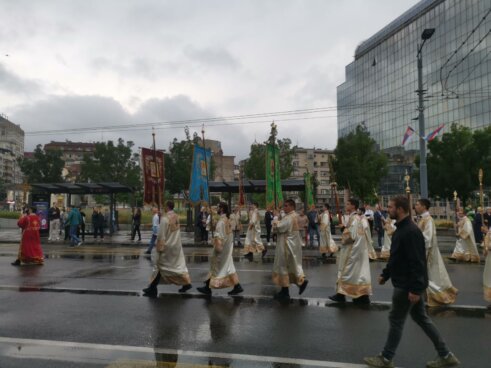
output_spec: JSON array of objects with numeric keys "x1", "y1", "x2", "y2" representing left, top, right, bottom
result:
[{"x1": 188, "y1": 144, "x2": 212, "y2": 203}]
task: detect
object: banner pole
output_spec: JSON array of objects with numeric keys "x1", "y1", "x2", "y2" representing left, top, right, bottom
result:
[{"x1": 201, "y1": 124, "x2": 213, "y2": 238}]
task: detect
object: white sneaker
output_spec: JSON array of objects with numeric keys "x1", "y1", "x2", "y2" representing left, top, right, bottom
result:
[{"x1": 77, "y1": 241, "x2": 83, "y2": 247}]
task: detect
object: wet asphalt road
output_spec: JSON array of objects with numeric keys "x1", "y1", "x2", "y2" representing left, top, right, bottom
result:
[{"x1": 0, "y1": 243, "x2": 489, "y2": 368}]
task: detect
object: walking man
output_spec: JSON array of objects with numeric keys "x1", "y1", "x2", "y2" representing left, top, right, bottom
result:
[
  {"x1": 374, "y1": 204, "x2": 385, "y2": 250},
  {"x1": 329, "y1": 198, "x2": 371, "y2": 304},
  {"x1": 143, "y1": 201, "x2": 192, "y2": 297},
  {"x1": 307, "y1": 205, "x2": 320, "y2": 247},
  {"x1": 364, "y1": 196, "x2": 460, "y2": 368},
  {"x1": 145, "y1": 207, "x2": 160, "y2": 254},
  {"x1": 271, "y1": 199, "x2": 308, "y2": 301},
  {"x1": 48, "y1": 202, "x2": 60, "y2": 241},
  {"x1": 243, "y1": 202, "x2": 264, "y2": 259},
  {"x1": 67, "y1": 206, "x2": 83, "y2": 247}
]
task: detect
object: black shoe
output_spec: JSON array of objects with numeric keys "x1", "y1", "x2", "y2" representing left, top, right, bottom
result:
[
  {"x1": 11, "y1": 259, "x2": 20, "y2": 266},
  {"x1": 328, "y1": 293, "x2": 346, "y2": 303},
  {"x1": 262, "y1": 248, "x2": 268, "y2": 258},
  {"x1": 197, "y1": 286, "x2": 212, "y2": 295},
  {"x1": 273, "y1": 291, "x2": 291, "y2": 302},
  {"x1": 244, "y1": 252, "x2": 253, "y2": 261},
  {"x1": 353, "y1": 295, "x2": 371, "y2": 304},
  {"x1": 321, "y1": 253, "x2": 327, "y2": 259},
  {"x1": 298, "y1": 280, "x2": 309, "y2": 295},
  {"x1": 142, "y1": 286, "x2": 158, "y2": 297},
  {"x1": 228, "y1": 284, "x2": 244, "y2": 296},
  {"x1": 144, "y1": 250, "x2": 151, "y2": 255},
  {"x1": 178, "y1": 284, "x2": 192, "y2": 293}
]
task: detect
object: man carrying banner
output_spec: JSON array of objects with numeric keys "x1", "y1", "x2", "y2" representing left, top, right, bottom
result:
[
  {"x1": 319, "y1": 203, "x2": 337, "y2": 258},
  {"x1": 451, "y1": 207, "x2": 480, "y2": 263},
  {"x1": 143, "y1": 201, "x2": 192, "y2": 297},
  {"x1": 272, "y1": 199, "x2": 308, "y2": 301},
  {"x1": 243, "y1": 202, "x2": 264, "y2": 259}
]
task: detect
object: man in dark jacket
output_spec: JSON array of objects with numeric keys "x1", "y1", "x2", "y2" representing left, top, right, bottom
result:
[{"x1": 364, "y1": 196, "x2": 459, "y2": 368}]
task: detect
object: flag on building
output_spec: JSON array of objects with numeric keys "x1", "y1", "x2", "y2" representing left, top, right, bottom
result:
[
  {"x1": 265, "y1": 144, "x2": 283, "y2": 209},
  {"x1": 188, "y1": 144, "x2": 212, "y2": 204},
  {"x1": 401, "y1": 126, "x2": 416, "y2": 145},
  {"x1": 141, "y1": 147, "x2": 165, "y2": 207},
  {"x1": 425, "y1": 124, "x2": 445, "y2": 142},
  {"x1": 304, "y1": 172, "x2": 315, "y2": 208}
]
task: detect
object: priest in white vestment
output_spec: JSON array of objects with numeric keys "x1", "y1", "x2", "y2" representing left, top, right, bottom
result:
[
  {"x1": 451, "y1": 208, "x2": 480, "y2": 263},
  {"x1": 330, "y1": 198, "x2": 372, "y2": 304},
  {"x1": 319, "y1": 203, "x2": 337, "y2": 257},
  {"x1": 243, "y1": 202, "x2": 264, "y2": 258},
  {"x1": 379, "y1": 217, "x2": 396, "y2": 260},
  {"x1": 143, "y1": 201, "x2": 192, "y2": 297},
  {"x1": 415, "y1": 199, "x2": 457, "y2": 306},
  {"x1": 482, "y1": 228, "x2": 491, "y2": 304},
  {"x1": 197, "y1": 202, "x2": 244, "y2": 296},
  {"x1": 272, "y1": 199, "x2": 308, "y2": 301}
]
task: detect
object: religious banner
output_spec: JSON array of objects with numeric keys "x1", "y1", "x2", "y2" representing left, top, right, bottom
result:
[
  {"x1": 238, "y1": 168, "x2": 245, "y2": 206},
  {"x1": 189, "y1": 144, "x2": 212, "y2": 203},
  {"x1": 304, "y1": 172, "x2": 315, "y2": 208},
  {"x1": 141, "y1": 147, "x2": 165, "y2": 207},
  {"x1": 265, "y1": 143, "x2": 283, "y2": 209}
]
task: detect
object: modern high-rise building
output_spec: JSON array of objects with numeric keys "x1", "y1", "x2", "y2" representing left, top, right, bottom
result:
[{"x1": 337, "y1": 0, "x2": 490, "y2": 194}]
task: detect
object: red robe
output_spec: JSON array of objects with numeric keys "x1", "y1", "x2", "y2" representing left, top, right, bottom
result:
[{"x1": 17, "y1": 214, "x2": 44, "y2": 265}]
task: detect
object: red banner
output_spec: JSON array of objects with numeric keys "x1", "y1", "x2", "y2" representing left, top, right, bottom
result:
[{"x1": 141, "y1": 147, "x2": 165, "y2": 207}]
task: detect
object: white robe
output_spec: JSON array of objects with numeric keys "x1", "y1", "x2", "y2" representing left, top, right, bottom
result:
[
  {"x1": 379, "y1": 219, "x2": 395, "y2": 260},
  {"x1": 243, "y1": 209, "x2": 264, "y2": 253},
  {"x1": 319, "y1": 211, "x2": 337, "y2": 254},
  {"x1": 361, "y1": 216, "x2": 377, "y2": 260},
  {"x1": 151, "y1": 211, "x2": 191, "y2": 285},
  {"x1": 482, "y1": 229, "x2": 491, "y2": 302},
  {"x1": 452, "y1": 216, "x2": 480, "y2": 262},
  {"x1": 418, "y1": 212, "x2": 457, "y2": 306},
  {"x1": 272, "y1": 212, "x2": 306, "y2": 287},
  {"x1": 209, "y1": 214, "x2": 239, "y2": 288},
  {"x1": 336, "y1": 213, "x2": 372, "y2": 298}
]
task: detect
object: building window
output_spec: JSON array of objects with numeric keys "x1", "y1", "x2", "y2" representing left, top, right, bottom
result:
[
  {"x1": 293, "y1": 161, "x2": 299, "y2": 167},
  {"x1": 321, "y1": 171, "x2": 328, "y2": 177}
]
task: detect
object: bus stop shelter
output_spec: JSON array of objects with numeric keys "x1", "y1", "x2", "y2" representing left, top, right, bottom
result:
[{"x1": 29, "y1": 182, "x2": 134, "y2": 235}]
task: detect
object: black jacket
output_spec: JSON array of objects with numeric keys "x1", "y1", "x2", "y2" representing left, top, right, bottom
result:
[{"x1": 381, "y1": 216, "x2": 428, "y2": 295}]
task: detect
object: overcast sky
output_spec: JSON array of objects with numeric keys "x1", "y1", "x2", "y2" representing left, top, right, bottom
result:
[{"x1": 0, "y1": 0, "x2": 420, "y2": 160}]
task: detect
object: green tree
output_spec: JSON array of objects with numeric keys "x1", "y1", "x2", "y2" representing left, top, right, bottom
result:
[
  {"x1": 18, "y1": 144, "x2": 65, "y2": 183},
  {"x1": 333, "y1": 125, "x2": 388, "y2": 202},
  {"x1": 425, "y1": 124, "x2": 491, "y2": 203},
  {"x1": 80, "y1": 138, "x2": 140, "y2": 204},
  {"x1": 243, "y1": 139, "x2": 295, "y2": 180}
]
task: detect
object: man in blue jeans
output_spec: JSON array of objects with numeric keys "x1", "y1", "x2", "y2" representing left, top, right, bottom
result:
[
  {"x1": 364, "y1": 196, "x2": 460, "y2": 368},
  {"x1": 307, "y1": 205, "x2": 320, "y2": 247},
  {"x1": 145, "y1": 207, "x2": 160, "y2": 254}
]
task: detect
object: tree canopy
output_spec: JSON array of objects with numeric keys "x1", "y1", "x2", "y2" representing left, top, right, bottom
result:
[
  {"x1": 243, "y1": 138, "x2": 295, "y2": 180},
  {"x1": 425, "y1": 123, "x2": 491, "y2": 203},
  {"x1": 333, "y1": 125, "x2": 388, "y2": 202},
  {"x1": 18, "y1": 144, "x2": 65, "y2": 183},
  {"x1": 80, "y1": 138, "x2": 140, "y2": 203}
]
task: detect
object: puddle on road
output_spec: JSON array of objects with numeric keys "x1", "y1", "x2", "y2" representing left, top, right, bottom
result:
[{"x1": 0, "y1": 337, "x2": 368, "y2": 367}]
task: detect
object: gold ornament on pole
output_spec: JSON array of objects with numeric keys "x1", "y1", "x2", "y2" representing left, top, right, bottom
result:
[{"x1": 404, "y1": 170, "x2": 412, "y2": 218}]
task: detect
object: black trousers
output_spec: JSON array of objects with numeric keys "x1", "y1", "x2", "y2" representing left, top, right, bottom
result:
[
  {"x1": 131, "y1": 224, "x2": 141, "y2": 240},
  {"x1": 93, "y1": 225, "x2": 104, "y2": 239},
  {"x1": 382, "y1": 288, "x2": 449, "y2": 360}
]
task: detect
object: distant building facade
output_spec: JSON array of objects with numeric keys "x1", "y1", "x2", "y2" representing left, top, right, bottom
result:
[
  {"x1": 0, "y1": 115, "x2": 24, "y2": 185},
  {"x1": 44, "y1": 141, "x2": 96, "y2": 182}
]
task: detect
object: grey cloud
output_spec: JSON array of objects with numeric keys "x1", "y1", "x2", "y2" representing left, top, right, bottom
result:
[
  {"x1": 0, "y1": 63, "x2": 43, "y2": 95},
  {"x1": 11, "y1": 94, "x2": 248, "y2": 160},
  {"x1": 183, "y1": 46, "x2": 240, "y2": 71}
]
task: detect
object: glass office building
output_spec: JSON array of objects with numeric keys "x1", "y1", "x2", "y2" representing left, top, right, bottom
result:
[{"x1": 337, "y1": 0, "x2": 490, "y2": 194}]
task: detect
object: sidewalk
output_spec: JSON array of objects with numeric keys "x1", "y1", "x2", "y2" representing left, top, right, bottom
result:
[{"x1": 0, "y1": 228, "x2": 470, "y2": 255}]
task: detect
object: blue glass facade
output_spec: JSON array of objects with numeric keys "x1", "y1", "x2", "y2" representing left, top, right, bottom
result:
[{"x1": 337, "y1": 0, "x2": 491, "y2": 153}]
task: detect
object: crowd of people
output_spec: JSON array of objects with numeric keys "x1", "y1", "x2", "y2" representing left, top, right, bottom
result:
[{"x1": 10, "y1": 195, "x2": 491, "y2": 367}]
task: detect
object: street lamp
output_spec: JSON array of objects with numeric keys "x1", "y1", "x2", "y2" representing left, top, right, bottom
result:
[{"x1": 417, "y1": 28, "x2": 435, "y2": 199}]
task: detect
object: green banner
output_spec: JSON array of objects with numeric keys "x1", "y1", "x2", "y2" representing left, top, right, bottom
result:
[
  {"x1": 265, "y1": 144, "x2": 283, "y2": 209},
  {"x1": 304, "y1": 172, "x2": 315, "y2": 208}
]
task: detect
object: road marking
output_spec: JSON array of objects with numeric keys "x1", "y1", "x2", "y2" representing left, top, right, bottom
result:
[{"x1": 0, "y1": 336, "x2": 371, "y2": 367}]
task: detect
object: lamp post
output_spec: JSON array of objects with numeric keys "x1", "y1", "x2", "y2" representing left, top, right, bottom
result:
[{"x1": 417, "y1": 28, "x2": 435, "y2": 199}]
